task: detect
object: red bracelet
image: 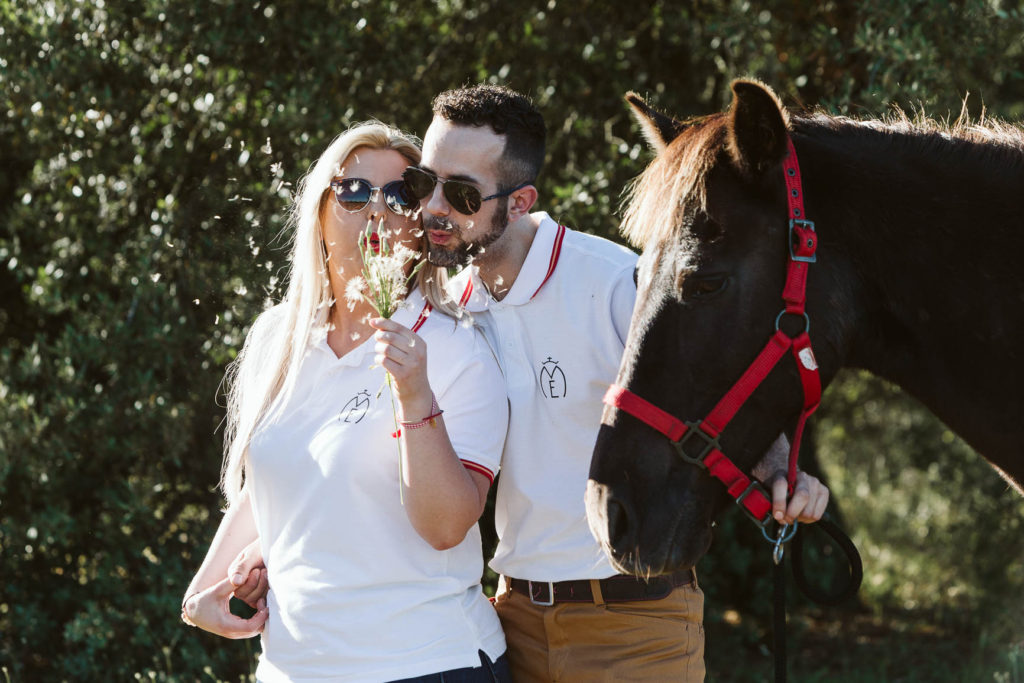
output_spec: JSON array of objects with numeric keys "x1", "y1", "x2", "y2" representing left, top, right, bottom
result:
[{"x1": 400, "y1": 394, "x2": 443, "y2": 430}]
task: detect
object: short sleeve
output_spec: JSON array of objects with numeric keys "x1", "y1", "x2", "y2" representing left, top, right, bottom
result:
[{"x1": 424, "y1": 324, "x2": 509, "y2": 484}]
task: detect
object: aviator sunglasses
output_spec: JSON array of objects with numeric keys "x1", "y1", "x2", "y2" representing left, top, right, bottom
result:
[
  {"x1": 402, "y1": 166, "x2": 530, "y2": 215},
  {"x1": 330, "y1": 177, "x2": 413, "y2": 215}
]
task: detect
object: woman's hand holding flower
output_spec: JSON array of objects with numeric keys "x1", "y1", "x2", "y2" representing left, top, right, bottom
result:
[{"x1": 370, "y1": 317, "x2": 433, "y2": 417}]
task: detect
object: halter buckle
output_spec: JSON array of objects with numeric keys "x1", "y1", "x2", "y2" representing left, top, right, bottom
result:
[
  {"x1": 672, "y1": 421, "x2": 722, "y2": 467},
  {"x1": 736, "y1": 480, "x2": 773, "y2": 528},
  {"x1": 789, "y1": 219, "x2": 817, "y2": 263}
]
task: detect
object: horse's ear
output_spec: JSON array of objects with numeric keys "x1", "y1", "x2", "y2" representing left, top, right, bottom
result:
[
  {"x1": 726, "y1": 79, "x2": 790, "y2": 177},
  {"x1": 625, "y1": 92, "x2": 686, "y2": 152}
]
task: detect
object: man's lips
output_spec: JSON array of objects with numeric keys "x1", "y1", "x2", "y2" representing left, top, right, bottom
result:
[
  {"x1": 368, "y1": 232, "x2": 381, "y2": 253},
  {"x1": 428, "y1": 230, "x2": 451, "y2": 245}
]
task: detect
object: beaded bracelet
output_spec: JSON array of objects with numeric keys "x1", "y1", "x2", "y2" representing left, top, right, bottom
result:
[{"x1": 400, "y1": 394, "x2": 443, "y2": 430}]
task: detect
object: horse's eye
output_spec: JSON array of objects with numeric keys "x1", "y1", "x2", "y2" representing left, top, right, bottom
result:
[{"x1": 678, "y1": 274, "x2": 729, "y2": 300}]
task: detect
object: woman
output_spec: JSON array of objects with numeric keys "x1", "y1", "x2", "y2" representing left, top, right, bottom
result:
[{"x1": 181, "y1": 122, "x2": 510, "y2": 682}]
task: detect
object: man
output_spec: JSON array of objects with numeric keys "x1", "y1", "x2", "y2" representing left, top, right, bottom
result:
[
  {"x1": 404, "y1": 84, "x2": 828, "y2": 681},
  {"x1": 224, "y1": 85, "x2": 829, "y2": 681}
]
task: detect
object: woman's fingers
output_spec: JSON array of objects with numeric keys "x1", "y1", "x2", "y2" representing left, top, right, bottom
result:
[
  {"x1": 233, "y1": 567, "x2": 269, "y2": 609},
  {"x1": 189, "y1": 576, "x2": 269, "y2": 639}
]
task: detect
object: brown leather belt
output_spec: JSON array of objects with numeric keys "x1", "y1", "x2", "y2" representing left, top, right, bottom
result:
[{"x1": 507, "y1": 569, "x2": 696, "y2": 606}]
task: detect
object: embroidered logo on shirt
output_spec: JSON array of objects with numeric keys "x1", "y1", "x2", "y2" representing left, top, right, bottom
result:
[
  {"x1": 339, "y1": 390, "x2": 371, "y2": 423},
  {"x1": 539, "y1": 357, "x2": 567, "y2": 398}
]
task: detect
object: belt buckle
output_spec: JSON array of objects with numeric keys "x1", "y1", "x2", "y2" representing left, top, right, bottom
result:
[{"x1": 528, "y1": 580, "x2": 555, "y2": 606}]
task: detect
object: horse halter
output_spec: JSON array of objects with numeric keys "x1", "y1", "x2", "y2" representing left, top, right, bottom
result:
[{"x1": 604, "y1": 137, "x2": 822, "y2": 528}]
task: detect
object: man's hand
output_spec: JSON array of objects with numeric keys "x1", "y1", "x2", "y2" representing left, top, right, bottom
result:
[
  {"x1": 184, "y1": 576, "x2": 268, "y2": 639},
  {"x1": 229, "y1": 539, "x2": 268, "y2": 609},
  {"x1": 770, "y1": 470, "x2": 829, "y2": 524}
]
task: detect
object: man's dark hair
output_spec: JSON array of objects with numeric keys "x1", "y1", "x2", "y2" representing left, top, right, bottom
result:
[{"x1": 431, "y1": 84, "x2": 546, "y2": 191}]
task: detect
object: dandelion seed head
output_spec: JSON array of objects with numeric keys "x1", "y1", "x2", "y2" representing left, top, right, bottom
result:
[{"x1": 392, "y1": 243, "x2": 419, "y2": 262}]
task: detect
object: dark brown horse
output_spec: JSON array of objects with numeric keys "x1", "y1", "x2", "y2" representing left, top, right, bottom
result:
[{"x1": 585, "y1": 80, "x2": 1024, "y2": 576}]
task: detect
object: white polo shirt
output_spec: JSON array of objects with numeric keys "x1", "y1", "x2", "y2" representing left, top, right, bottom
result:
[
  {"x1": 247, "y1": 290, "x2": 508, "y2": 682},
  {"x1": 450, "y1": 212, "x2": 638, "y2": 581}
]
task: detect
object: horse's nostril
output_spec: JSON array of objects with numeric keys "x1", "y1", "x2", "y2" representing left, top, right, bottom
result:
[{"x1": 606, "y1": 497, "x2": 635, "y2": 553}]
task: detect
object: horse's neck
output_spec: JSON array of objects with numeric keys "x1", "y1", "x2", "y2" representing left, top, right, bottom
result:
[{"x1": 800, "y1": 129, "x2": 1024, "y2": 468}]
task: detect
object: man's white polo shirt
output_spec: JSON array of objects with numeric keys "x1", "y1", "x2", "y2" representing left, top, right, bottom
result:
[
  {"x1": 451, "y1": 212, "x2": 638, "y2": 582},
  {"x1": 247, "y1": 290, "x2": 507, "y2": 682}
]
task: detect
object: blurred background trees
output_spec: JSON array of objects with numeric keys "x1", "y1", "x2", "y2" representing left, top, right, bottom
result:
[{"x1": 2, "y1": 0, "x2": 1022, "y2": 679}]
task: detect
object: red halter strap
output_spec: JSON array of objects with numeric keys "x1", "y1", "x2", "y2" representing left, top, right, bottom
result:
[{"x1": 604, "y1": 137, "x2": 822, "y2": 527}]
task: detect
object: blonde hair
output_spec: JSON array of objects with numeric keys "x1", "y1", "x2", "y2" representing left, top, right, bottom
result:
[{"x1": 220, "y1": 121, "x2": 457, "y2": 505}]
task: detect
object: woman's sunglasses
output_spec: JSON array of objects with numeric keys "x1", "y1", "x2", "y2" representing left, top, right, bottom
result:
[
  {"x1": 330, "y1": 178, "x2": 412, "y2": 215},
  {"x1": 402, "y1": 166, "x2": 530, "y2": 216}
]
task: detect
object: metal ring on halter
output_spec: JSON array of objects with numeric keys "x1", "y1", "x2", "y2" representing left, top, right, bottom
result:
[
  {"x1": 762, "y1": 521, "x2": 799, "y2": 545},
  {"x1": 774, "y1": 310, "x2": 810, "y2": 335}
]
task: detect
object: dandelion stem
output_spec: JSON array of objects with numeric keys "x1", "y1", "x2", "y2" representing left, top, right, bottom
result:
[{"x1": 386, "y1": 372, "x2": 404, "y2": 505}]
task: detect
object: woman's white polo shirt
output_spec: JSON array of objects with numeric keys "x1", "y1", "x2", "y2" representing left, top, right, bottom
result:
[{"x1": 247, "y1": 290, "x2": 508, "y2": 682}]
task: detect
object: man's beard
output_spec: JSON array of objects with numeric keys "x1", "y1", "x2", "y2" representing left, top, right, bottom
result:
[{"x1": 423, "y1": 203, "x2": 509, "y2": 268}]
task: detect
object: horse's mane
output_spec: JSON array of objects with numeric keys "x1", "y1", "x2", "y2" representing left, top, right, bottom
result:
[
  {"x1": 621, "y1": 114, "x2": 728, "y2": 249},
  {"x1": 621, "y1": 106, "x2": 1024, "y2": 250}
]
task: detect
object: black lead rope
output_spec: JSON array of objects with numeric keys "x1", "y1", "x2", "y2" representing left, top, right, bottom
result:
[
  {"x1": 773, "y1": 555, "x2": 788, "y2": 683},
  {"x1": 769, "y1": 513, "x2": 863, "y2": 682},
  {"x1": 791, "y1": 515, "x2": 864, "y2": 605}
]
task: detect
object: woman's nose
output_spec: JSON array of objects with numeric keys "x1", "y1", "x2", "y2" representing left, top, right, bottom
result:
[{"x1": 366, "y1": 188, "x2": 387, "y2": 220}]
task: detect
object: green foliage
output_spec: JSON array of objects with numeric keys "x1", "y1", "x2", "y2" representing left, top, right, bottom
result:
[{"x1": 1, "y1": 0, "x2": 1023, "y2": 679}]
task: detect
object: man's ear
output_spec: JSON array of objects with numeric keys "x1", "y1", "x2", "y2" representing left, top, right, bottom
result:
[
  {"x1": 726, "y1": 79, "x2": 790, "y2": 177},
  {"x1": 625, "y1": 92, "x2": 688, "y2": 152},
  {"x1": 507, "y1": 184, "x2": 539, "y2": 222}
]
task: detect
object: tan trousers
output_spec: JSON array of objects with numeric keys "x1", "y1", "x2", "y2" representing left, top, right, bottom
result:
[{"x1": 493, "y1": 575, "x2": 705, "y2": 682}]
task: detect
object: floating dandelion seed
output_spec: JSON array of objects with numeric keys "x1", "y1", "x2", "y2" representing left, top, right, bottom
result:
[
  {"x1": 344, "y1": 276, "x2": 366, "y2": 311},
  {"x1": 350, "y1": 332, "x2": 361, "y2": 341},
  {"x1": 261, "y1": 137, "x2": 272, "y2": 154}
]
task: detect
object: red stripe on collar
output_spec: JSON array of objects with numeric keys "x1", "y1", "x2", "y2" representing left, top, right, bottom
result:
[
  {"x1": 458, "y1": 279, "x2": 474, "y2": 307},
  {"x1": 531, "y1": 223, "x2": 566, "y2": 300},
  {"x1": 411, "y1": 302, "x2": 432, "y2": 332}
]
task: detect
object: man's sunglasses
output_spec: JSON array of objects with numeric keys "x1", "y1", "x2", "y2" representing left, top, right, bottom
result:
[
  {"x1": 330, "y1": 178, "x2": 412, "y2": 215},
  {"x1": 402, "y1": 166, "x2": 530, "y2": 215}
]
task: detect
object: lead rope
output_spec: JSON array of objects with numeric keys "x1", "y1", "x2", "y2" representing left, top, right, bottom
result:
[
  {"x1": 774, "y1": 551, "x2": 788, "y2": 682},
  {"x1": 769, "y1": 515, "x2": 863, "y2": 682}
]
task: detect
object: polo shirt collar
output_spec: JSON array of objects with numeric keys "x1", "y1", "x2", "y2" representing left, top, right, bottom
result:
[{"x1": 460, "y1": 212, "x2": 565, "y2": 310}]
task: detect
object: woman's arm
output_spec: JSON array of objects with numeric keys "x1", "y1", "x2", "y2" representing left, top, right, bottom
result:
[
  {"x1": 181, "y1": 489, "x2": 268, "y2": 637},
  {"x1": 371, "y1": 317, "x2": 491, "y2": 550}
]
